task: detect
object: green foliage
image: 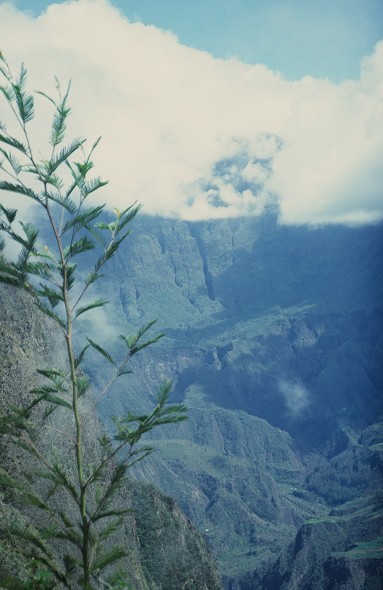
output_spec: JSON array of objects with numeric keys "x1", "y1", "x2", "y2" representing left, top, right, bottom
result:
[
  {"x1": 2, "y1": 558, "x2": 55, "y2": 589},
  {"x1": 0, "y1": 55, "x2": 187, "y2": 589}
]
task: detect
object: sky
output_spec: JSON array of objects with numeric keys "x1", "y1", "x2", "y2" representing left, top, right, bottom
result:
[{"x1": 0, "y1": 0, "x2": 382, "y2": 224}]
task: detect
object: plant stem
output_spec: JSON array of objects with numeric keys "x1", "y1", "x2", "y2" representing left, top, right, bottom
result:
[{"x1": 46, "y1": 195, "x2": 91, "y2": 588}]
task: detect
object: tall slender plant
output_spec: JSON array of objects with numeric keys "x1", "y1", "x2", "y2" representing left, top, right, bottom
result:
[{"x1": 0, "y1": 55, "x2": 187, "y2": 589}]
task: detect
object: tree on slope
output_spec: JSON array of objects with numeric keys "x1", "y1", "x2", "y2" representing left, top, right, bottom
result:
[{"x1": 0, "y1": 55, "x2": 187, "y2": 589}]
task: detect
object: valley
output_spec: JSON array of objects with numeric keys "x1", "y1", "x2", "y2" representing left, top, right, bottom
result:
[{"x1": 82, "y1": 212, "x2": 383, "y2": 588}]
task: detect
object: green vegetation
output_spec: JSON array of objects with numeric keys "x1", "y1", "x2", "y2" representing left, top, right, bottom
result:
[
  {"x1": 130, "y1": 482, "x2": 222, "y2": 590},
  {"x1": 335, "y1": 536, "x2": 383, "y2": 560},
  {"x1": 0, "y1": 56, "x2": 186, "y2": 589}
]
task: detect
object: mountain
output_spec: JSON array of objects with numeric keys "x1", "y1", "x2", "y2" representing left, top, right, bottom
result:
[
  {"x1": 78, "y1": 212, "x2": 383, "y2": 588},
  {"x1": 0, "y1": 283, "x2": 221, "y2": 589},
  {"x1": 261, "y1": 491, "x2": 383, "y2": 590}
]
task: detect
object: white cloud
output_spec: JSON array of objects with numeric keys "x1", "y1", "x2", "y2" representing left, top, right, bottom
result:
[
  {"x1": 0, "y1": 0, "x2": 382, "y2": 224},
  {"x1": 278, "y1": 379, "x2": 310, "y2": 416}
]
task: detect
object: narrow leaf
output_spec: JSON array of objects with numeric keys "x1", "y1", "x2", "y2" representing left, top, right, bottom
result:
[
  {"x1": 87, "y1": 338, "x2": 115, "y2": 366},
  {"x1": 46, "y1": 137, "x2": 85, "y2": 174},
  {"x1": 61, "y1": 204, "x2": 105, "y2": 235},
  {"x1": 74, "y1": 298, "x2": 108, "y2": 319},
  {"x1": 93, "y1": 546, "x2": 127, "y2": 573},
  {"x1": 0, "y1": 203, "x2": 17, "y2": 223},
  {"x1": 74, "y1": 343, "x2": 89, "y2": 368},
  {"x1": 63, "y1": 236, "x2": 94, "y2": 260},
  {"x1": 47, "y1": 190, "x2": 77, "y2": 214},
  {"x1": 0, "y1": 132, "x2": 28, "y2": 154},
  {"x1": 0, "y1": 147, "x2": 22, "y2": 174}
]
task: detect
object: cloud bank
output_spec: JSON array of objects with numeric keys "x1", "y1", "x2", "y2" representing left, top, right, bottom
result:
[{"x1": 0, "y1": 0, "x2": 382, "y2": 224}]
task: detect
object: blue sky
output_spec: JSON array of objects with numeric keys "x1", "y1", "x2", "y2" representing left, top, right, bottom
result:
[
  {"x1": 1, "y1": 0, "x2": 382, "y2": 224},
  {"x1": 10, "y1": 0, "x2": 383, "y2": 80}
]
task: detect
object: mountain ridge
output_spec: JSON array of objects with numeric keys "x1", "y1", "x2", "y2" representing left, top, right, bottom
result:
[{"x1": 84, "y1": 212, "x2": 382, "y2": 587}]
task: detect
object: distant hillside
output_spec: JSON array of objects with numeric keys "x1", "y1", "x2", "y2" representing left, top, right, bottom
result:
[{"x1": 77, "y1": 212, "x2": 383, "y2": 588}]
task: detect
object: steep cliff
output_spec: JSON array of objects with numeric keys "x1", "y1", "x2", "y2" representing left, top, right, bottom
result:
[
  {"x1": 261, "y1": 492, "x2": 383, "y2": 590},
  {"x1": 0, "y1": 283, "x2": 222, "y2": 589},
  {"x1": 94, "y1": 213, "x2": 383, "y2": 443}
]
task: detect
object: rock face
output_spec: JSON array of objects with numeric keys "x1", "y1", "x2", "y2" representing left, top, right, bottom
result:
[
  {"x1": 95, "y1": 213, "x2": 383, "y2": 441},
  {"x1": 78, "y1": 212, "x2": 383, "y2": 588},
  {"x1": 261, "y1": 493, "x2": 383, "y2": 590},
  {"x1": 0, "y1": 284, "x2": 222, "y2": 589},
  {"x1": 131, "y1": 481, "x2": 223, "y2": 590}
]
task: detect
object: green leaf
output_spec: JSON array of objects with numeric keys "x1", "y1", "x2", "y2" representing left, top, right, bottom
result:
[
  {"x1": 81, "y1": 176, "x2": 108, "y2": 197},
  {"x1": 121, "y1": 320, "x2": 164, "y2": 356},
  {"x1": 57, "y1": 510, "x2": 80, "y2": 537},
  {"x1": 88, "y1": 463, "x2": 128, "y2": 517},
  {"x1": 74, "y1": 297, "x2": 108, "y2": 319},
  {"x1": 48, "y1": 82, "x2": 72, "y2": 146},
  {"x1": 0, "y1": 469, "x2": 23, "y2": 491},
  {"x1": 23, "y1": 261, "x2": 54, "y2": 280},
  {"x1": 87, "y1": 338, "x2": 115, "y2": 366},
  {"x1": 115, "y1": 203, "x2": 142, "y2": 235},
  {"x1": 0, "y1": 132, "x2": 28, "y2": 154},
  {"x1": 44, "y1": 394, "x2": 72, "y2": 409},
  {"x1": 36, "y1": 285, "x2": 64, "y2": 308},
  {"x1": 76, "y1": 374, "x2": 90, "y2": 398},
  {"x1": 51, "y1": 105, "x2": 70, "y2": 146},
  {"x1": 35, "y1": 383, "x2": 66, "y2": 397},
  {"x1": 93, "y1": 545, "x2": 127, "y2": 573},
  {"x1": 21, "y1": 491, "x2": 48, "y2": 510},
  {"x1": 43, "y1": 385, "x2": 68, "y2": 402},
  {"x1": 74, "y1": 343, "x2": 89, "y2": 368},
  {"x1": 34, "y1": 299, "x2": 66, "y2": 330},
  {"x1": 0, "y1": 83, "x2": 15, "y2": 102},
  {"x1": 50, "y1": 463, "x2": 79, "y2": 503},
  {"x1": 0, "y1": 147, "x2": 22, "y2": 174},
  {"x1": 116, "y1": 366, "x2": 133, "y2": 377},
  {"x1": 74, "y1": 160, "x2": 94, "y2": 176},
  {"x1": 95, "y1": 221, "x2": 112, "y2": 230},
  {"x1": 0, "y1": 258, "x2": 26, "y2": 287},
  {"x1": 0, "y1": 180, "x2": 41, "y2": 202},
  {"x1": 63, "y1": 554, "x2": 79, "y2": 576},
  {"x1": 20, "y1": 220, "x2": 38, "y2": 244},
  {"x1": 63, "y1": 236, "x2": 94, "y2": 260},
  {"x1": 13, "y1": 63, "x2": 34, "y2": 123},
  {"x1": 42, "y1": 171, "x2": 64, "y2": 190},
  {"x1": 105, "y1": 232, "x2": 130, "y2": 259},
  {"x1": 91, "y1": 507, "x2": 131, "y2": 523},
  {"x1": 0, "y1": 203, "x2": 17, "y2": 223},
  {"x1": 97, "y1": 517, "x2": 125, "y2": 543},
  {"x1": 84, "y1": 269, "x2": 103, "y2": 288},
  {"x1": 47, "y1": 190, "x2": 77, "y2": 214},
  {"x1": 46, "y1": 137, "x2": 85, "y2": 174},
  {"x1": 35, "y1": 89, "x2": 56, "y2": 106},
  {"x1": 45, "y1": 528, "x2": 81, "y2": 548},
  {"x1": 36, "y1": 367, "x2": 68, "y2": 382},
  {"x1": 61, "y1": 204, "x2": 105, "y2": 235},
  {"x1": 57, "y1": 260, "x2": 76, "y2": 288}
]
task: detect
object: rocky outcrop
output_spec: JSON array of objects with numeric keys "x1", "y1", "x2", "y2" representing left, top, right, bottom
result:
[
  {"x1": 261, "y1": 493, "x2": 383, "y2": 590},
  {"x1": 131, "y1": 481, "x2": 223, "y2": 590}
]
